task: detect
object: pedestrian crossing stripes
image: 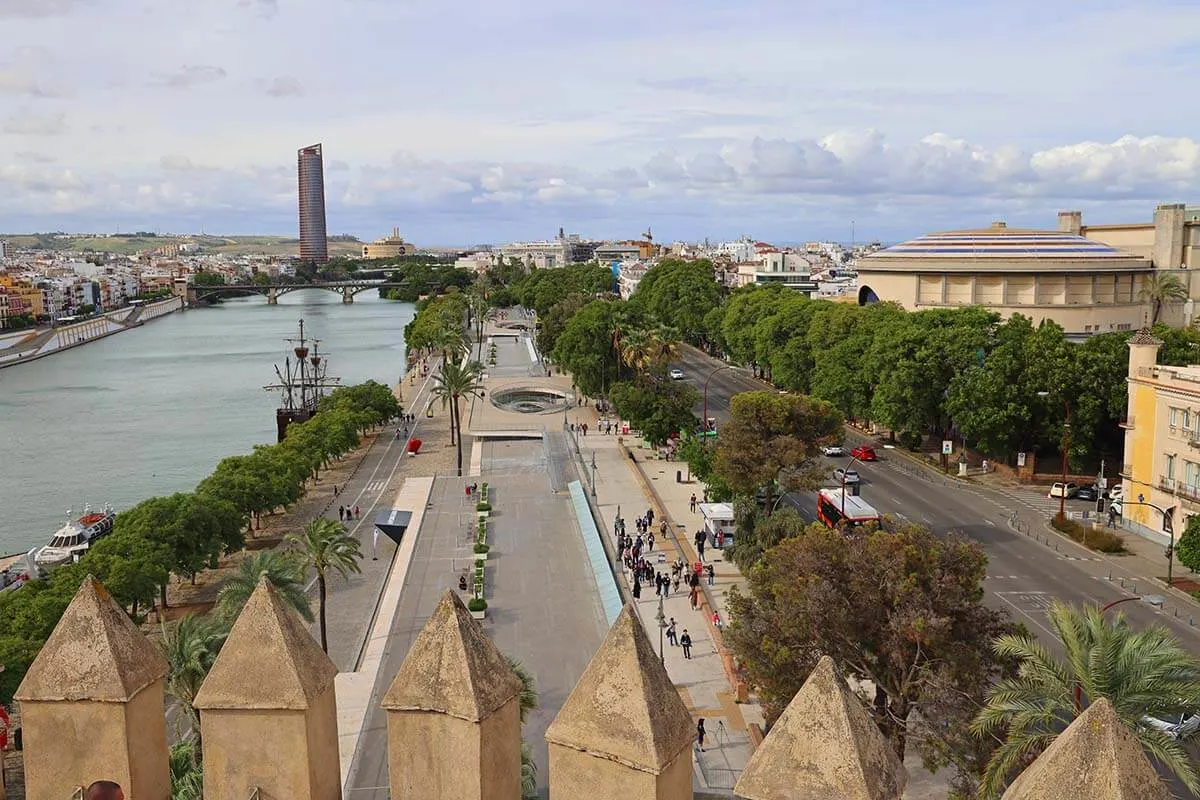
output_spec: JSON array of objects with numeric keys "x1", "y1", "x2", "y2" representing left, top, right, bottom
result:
[{"x1": 364, "y1": 480, "x2": 385, "y2": 493}]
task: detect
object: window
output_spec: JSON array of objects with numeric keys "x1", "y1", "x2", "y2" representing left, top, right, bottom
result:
[
  {"x1": 1167, "y1": 454, "x2": 1177, "y2": 480},
  {"x1": 1187, "y1": 410, "x2": 1193, "y2": 432},
  {"x1": 1186, "y1": 460, "x2": 1200, "y2": 490},
  {"x1": 1171, "y1": 407, "x2": 1182, "y2": 429}
]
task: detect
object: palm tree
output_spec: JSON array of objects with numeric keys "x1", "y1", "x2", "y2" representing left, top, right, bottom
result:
[
  {"x1": 648, "y1": 325, "x2": 681, "y2": 368},
  {"x1": 286, "y1": 518, "x2": 364, "y2": 653},
  {"x1": 620, "y1": 328, "x2": 655, "y2": 374},
  {"x1": 432, "y1": 360, "x2": 485, "y2": 477},
  {"x1": 169, "y1": 739, "x2": 204, "y2": 800},
  {"x1": 1139, "y1": 271, "x2": 1189, "y2": 324},
  {"x1": 506, "y1": 655, "x2": 539, "y2": 800},
  {"x1": 215, "y1": 550, "x2": 313, "y2": 625},
  {"x1": 161, "y1": 613, "x2": 227, "y2": 741},
  {"x1": 972, "y1": 600, "x2": 1200, "y2": 797}
]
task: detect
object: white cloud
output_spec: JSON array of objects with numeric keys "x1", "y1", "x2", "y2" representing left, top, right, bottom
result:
[
  {"x1": 265, "y1": 76, "x2": 303, "y2": 97},
  {"x1": 2, "y1": 112, "x2": 67, "y2": 135},
  {"x1": 156, "y1": 65, "x2": 227, "y2": 89}
]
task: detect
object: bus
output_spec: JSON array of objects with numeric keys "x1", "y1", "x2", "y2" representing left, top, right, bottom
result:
[{"x1": 817, "y1": 488, "x2": 882, "y2": 530}]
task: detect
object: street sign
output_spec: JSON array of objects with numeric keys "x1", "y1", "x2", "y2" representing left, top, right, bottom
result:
[
  {"x1": 942, "y1": 440, "x2": 953, "y2": 455},
  {"x1": 1098, "y1": 477, "x2": 1108, "y2": 489},
  {"x1": 1017, "y1": 452, "x2": 1026, "y2": 467}
]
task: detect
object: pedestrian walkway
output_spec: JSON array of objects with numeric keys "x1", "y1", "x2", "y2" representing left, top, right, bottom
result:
[{"x1": 560, "y1": 413, "x2": 758, "y2": 794}]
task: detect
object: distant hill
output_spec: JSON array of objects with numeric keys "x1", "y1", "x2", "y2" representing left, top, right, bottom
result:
[{"x1": 0, "y1": 233, "x2": 363, "y2": 258}]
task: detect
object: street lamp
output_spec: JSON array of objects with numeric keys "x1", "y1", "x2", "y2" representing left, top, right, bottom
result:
[
  {"x1": 1037, "y1": 391, "x2": 1071, "y2": 524},
  {"x1": 701, "y1": 364, "x2": 734, "y2": 444},
  {"x1": 655, "y1": 594, "x2": 667, "y2": 664},
  {"x1": 840, "y1": 455, "x2": 863, "y2": 518},
  {"x1": 590, "y1": 451, "x2": 597, "y2": 497}
]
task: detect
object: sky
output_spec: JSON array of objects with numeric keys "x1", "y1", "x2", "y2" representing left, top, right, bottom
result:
[{"x1": 3, "y1": 0, "x2": 1200, "y2": 245}]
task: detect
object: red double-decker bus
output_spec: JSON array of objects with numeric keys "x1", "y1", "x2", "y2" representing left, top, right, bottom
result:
[{"x1": 817, "y1": 488, "x2": 882, "y2": 530}]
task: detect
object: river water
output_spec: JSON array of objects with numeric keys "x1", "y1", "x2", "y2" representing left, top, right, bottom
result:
[{"x1": 0, "y1": 291, "x2": 414, "y2": 554}]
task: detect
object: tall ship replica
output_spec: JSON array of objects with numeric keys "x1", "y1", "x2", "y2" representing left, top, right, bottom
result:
[{"x1": 265, "y1": 318, "x2": 341, "y2": 442}]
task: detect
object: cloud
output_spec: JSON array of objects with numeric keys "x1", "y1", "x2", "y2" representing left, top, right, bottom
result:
[
  {"x1": 0, "y1": 0, "x2": 90, "y2": 18},
  {"x1": 237, "y1": 0, "x2": 278, "y2": 18},
  {"x1": 156, "y1": 65, "x2": 227, "y2": 89},
  {"x1": 0, "y1": 67, "x2": 70, "y2": 98},
  {"x1": 2, "y1": 112, "x2": 67, "y2": 135},
  {"x1": 15, "y1": 150, "x2": 56, "y2": 163},
  {"x1": 265, "y1": 76, "x2": 303, "y2": 97}
]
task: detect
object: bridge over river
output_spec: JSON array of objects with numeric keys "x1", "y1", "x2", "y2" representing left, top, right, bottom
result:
[{"x1": 187, "y1": 280, "x2": 409, "y2": 306}]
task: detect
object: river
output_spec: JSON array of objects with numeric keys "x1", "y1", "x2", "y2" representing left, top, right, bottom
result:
[{"x1": 0, "y1": 291, "x2": 415, "y2": 554}]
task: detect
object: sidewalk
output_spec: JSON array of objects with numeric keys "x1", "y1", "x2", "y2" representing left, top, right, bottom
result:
[{"x1": 562, "y1": 414, "x2": 757, "y2": 794}]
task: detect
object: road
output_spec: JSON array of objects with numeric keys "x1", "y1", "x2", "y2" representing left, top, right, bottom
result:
[{"x1": 673, "y1": 343, "x2": 1200, "y2": 796}]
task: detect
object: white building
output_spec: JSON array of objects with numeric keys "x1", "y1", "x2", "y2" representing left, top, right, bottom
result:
[
  {"x1": 616, "y1": 261, "x2": 650, "y2": 299},
  {"x1": 0, "y1": 241, "x2": 10, "y2": 260},
  {"x1": 498, "y1": 240, "x2": 569, "y2": 269}
]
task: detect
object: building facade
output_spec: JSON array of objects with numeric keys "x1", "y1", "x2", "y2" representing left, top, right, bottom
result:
[
  {"x1": 362, "y1": 227, "x2": 412, "y2": 259},
  {"x1": 1121, "y1": 330, "x2": 1200, "y2": 543},
  {"x1": 857, "y1": 221, "x2": 1152, "y2": 337},
  {"x1": 297, "y1": 143, "x2": 329, "y2": 264}
]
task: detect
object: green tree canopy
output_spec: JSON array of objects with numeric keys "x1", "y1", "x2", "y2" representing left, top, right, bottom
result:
[
  {"x1": 629, "y1": 258, "x2": 723, "y2": 341},
  {"x1": 609, "y1": 379, "x2": 698, "y2": 446}
]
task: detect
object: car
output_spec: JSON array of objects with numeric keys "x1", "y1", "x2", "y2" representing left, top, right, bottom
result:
[
  {"x1": 821, "y1": 445, "x2": 846, "y2": 457},
  {"x1": 1075, "y1": 485, "x2": 1099, "y2": 502},
  {"x1": 1108, "y1": 485, "x2": 1124, "y2": 501},
  {"x1": 669, "y1": 368, "x2": 684, "y2": 380},
  {"x1": 833, "y1": 467, "x2": 861, "y2": 485},
  {"x1": 851, "y1": 446, "x2": 877, "y2": 461},
  {"x1": 1048, "y1": 482, "x2": 1079, "y2": 499},
  {"x1": 1143, "y1": 713, "x2": 1200, "y2": 741}
]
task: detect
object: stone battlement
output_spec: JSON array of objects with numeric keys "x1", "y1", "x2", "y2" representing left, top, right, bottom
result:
[{"x1": 10, "y1": 577, "x2": 1170, "y2": 800}]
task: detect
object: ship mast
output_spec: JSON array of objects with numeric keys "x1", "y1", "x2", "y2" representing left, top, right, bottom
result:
[{"x1": 264, "y1": 318, "x2": 342, "y2": 441}]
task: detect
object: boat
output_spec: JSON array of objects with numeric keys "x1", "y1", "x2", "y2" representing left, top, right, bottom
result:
[
  {"x1": 33, "y1": 504, "x2": 116, "y2": 574},
  {"x1": 264, "y1": 319, "x2": 341, "y2": 442}
]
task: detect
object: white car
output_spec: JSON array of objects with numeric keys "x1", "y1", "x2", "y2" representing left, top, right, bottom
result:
[
  {"x1": 833, "y1": 467, "x2": 860, "y2": 485},
  {"x1": 1048, "y1": 482, "x2": 1078, "y2": 499},
  {"x1": 1143, "y1": 713, "x2": 1200, "y2": 741},
  {"x1": 669, "y1": 368, "x2": 684, "y2": 380},
  {"x1": 1108, "y1": 485, "x2": 1124, "y2": 501},
  {"x1": 821, "y1": 445, "x2": 846, "y2": 457}
]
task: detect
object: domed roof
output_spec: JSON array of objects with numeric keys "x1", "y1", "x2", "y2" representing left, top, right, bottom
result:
[{"x1": 866, "y1": 221, "x2": 1142, "y2": 262}]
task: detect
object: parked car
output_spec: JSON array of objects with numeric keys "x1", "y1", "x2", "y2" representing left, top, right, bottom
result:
[
  {"x1": 851, "y1": 446, "x2": 877, "y2": 462},
  {"x1": 821, "y1": 445, "x2": 846, "y2": 457},
  {"x1": 669, "y1": 368, "x2": 684, "y2": 380},
  {"x1": 1143, "y1": 713, "x2": 1200, "y2": 741},
  {"x1": 1108, "y1": 485, "x2": 1124, "y2": 501},
  {"x1": 833, "y1": 467, "x2": 861, "y2": 485},
  {"x1": 1075, "y1": 485, "x2": 1099, "y2": 502},
  {"x1": 1048, "y1": 482, "x2": 1079, "y2": 499}
]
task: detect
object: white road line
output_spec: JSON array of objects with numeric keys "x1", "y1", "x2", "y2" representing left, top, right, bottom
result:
[
  {"x1": 985, "y1": 519, "x2": 996, "y2": 526},
  {"x1": 994, "y1": 593, "x2": 1057, "y2": 638}
]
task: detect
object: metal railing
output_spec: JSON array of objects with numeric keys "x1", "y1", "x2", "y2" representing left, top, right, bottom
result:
[
  {"x1": 1160, "y1": 475, "x2": 1177, "y2": 492},
  {"x1": 1120, "y1": 463, "x2": 1134, "y2": 477}
]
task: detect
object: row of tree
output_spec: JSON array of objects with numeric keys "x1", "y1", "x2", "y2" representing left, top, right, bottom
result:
[{"x1": 0, "y1": 381, "x2": 400, "y2": 706}]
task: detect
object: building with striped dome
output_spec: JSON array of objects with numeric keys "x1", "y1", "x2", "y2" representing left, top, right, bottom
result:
[{"x1": 856, "y1": 220, "x2": 1154, "y2": 337}]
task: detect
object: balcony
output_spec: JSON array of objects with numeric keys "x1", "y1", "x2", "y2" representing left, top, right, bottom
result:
[
  {"x1": 1189, "y1": 430, "x2": 1200, "y2": 449},
  {"x1": 1119, "y1": 415, "x2": 1135, "y2": 429},
  {"x1": 1120, "y1": 463, "x2": 1134, "y2": 478},
  {"x1": 1160, "y1": 475, "x2": 1177, "y2": 492},
  {"x1": 1178, "y1": 483, "x2": 1200, "y2": 505}
]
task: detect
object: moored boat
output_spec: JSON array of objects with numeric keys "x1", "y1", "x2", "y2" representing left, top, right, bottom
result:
[{"x1": 33, "y1": 504, "x2": 116, "y2": 574}]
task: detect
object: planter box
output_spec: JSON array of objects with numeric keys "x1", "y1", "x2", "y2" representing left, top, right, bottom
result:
[
  {"x1": 470, "y1": 609, "x2": 487, "y2": 621},
  {"x1": 477, "y1": 510, "x2": 489, "y2": 520},
  {"x1": 475, "y1": 552, "x2": 489, "y2": 563}
]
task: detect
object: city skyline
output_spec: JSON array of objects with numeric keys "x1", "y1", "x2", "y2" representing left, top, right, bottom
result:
[{"x1": 3, "y1": 0, "x2": 1200, "y2": 243}]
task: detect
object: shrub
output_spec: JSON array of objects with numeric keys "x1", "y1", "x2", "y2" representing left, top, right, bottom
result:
[
  {"x1": 1050, "y1": 516, "x2": 1127, "y2": 554},
  {"x1": 476, "y1": 502, "x2": 492, "y2": 512},
  {"x1": 474, "y1": 543, "x2": 490, "y2": 554},
  {"x1": 468, "y1": 597, "x2": 487, "y2": 612},
  {"x1": 899, "y1": 430, "x2": 923, "y2": 451}
]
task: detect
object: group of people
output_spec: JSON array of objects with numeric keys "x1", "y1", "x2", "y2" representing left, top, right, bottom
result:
[
  {"x1": 569, "y1": 419, "x2": 622, "y2": 435},
  {"x1": 339, "y1": 505, "x2": 360, "y2": 522}
]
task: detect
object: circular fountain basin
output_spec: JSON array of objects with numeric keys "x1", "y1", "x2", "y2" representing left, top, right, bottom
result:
[{"x1": 490, "y1": 387, "x2": 572, "y2": 414}]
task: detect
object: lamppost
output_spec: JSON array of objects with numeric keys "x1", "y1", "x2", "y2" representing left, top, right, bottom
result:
[
  {"x1": 655, "y1": 594, "x2": 667, "y2": 664},
  {"x1": 1037, "y1": 391, "x2": 1071, "y2": 524},
  {"x1": 590, "y1": 451, "x2": 597, "y2": 497},
  {"x1": 702, "y1": 364, "x2": 734, "y2": 444}
]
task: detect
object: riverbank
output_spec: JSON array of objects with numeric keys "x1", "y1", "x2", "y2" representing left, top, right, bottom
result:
[{"x1": 0, "y1": 295, "x2": 184, "y2": 370}]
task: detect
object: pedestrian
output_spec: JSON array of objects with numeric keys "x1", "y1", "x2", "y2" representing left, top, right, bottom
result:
[
  {"x1": 333, "y1": 484, "x2": 339, "y2": 497},
  {"x1": 705, "y1": 563, "x2": 715, "y2": 586},
  {"x1": 697, "y1": 536, "x2": 706, "y2": 562},
  {"x1": 681, "y1": 630, "x2": 693, "y2": 660},
  {"x1": 647, "y1": 508, "x2": 654, "y2": 526},
  {"x1": 648, "y1": 532, "x2": 655, "y2": 552},
  {"x1": 354, "y1": 505, "x2": 361, "y2": 520},
  {"x1": 689, "y1": 585, "x2": 699, "y2": 610},
  {"x1": 695, "y1": 718, "x2": 706, "y2": 751},
  {"x1": 660, "y1": 519, "x2": 668, "y2": 537},
  {"x1": 471, "y1": 481, "x2": 478, "y2": 495},
  {"x1": 633, "y1": 577, "x2": 642, "y2": 600},
  {"x1": 465, "y1": 483, "x2": 472, "y2": 498},
  {"x1": 673, "y1": 575, "x2": 681, "y2": 594},
  {"x1": 712, "y1": 611, "x2": 723, "y2": 631},
  {"x1": 338, "y1": 505, "x2": 345, "y2": 521},
  {"x1": 690, "y1": 492, "x2": 697, "y2": 512},
  {"x1": 667, "y1": 617, "x2": 678, "y2": 645}
]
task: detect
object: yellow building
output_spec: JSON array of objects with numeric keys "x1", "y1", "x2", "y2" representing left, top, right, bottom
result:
[
  {"x1": 1121, "y1": 329, "x2": 1200, "y2": 542},
  {"x1": 0, "y1": 274, "x2": 43, "y2": 318},
  {"x1": 856, "y1": 221, "x2": 1153, "y2": 337},
  {"x1": 362, "y1": 227, "x2": 412, "y2": 259}
]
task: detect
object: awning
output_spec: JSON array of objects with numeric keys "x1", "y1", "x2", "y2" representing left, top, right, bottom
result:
[{"x1": 373, "y1": 509, "x2": 413, "y2": 545}]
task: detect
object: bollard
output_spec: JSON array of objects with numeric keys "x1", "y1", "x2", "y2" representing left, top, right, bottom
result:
[
  {"x1": 1191, "y1": 616, "x2": 1195, "y2": 627},
  {"x1": 1120, "y1": 578, "x2": 1125, "y2": 588},
  {"x1": 1132, "y1": 583, "x2": 1136, "y2": 594},
  {"x1": 1107, "y1": 570, "x2": 1112, "y2": 581}
]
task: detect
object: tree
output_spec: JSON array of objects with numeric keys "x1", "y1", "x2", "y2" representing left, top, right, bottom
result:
[
  {"x1": 726, "y1": 521, "x2": 1014, "y2": 772},
  {"x1": 215, "y1": 551, "x2": 313, "y2": 624},
  {"x1": 1139, "y1": 271, "x2": 1189, "y2": 325},
  {"x1": 285, "y1": 518, "x2": 363, "y2": 653},
  {"x1": 431, "y1": 360, "x2": 485, "y2": 477},
  {"x1": 161, "y1": 613, "x2": 227, "y2": 740},
  {"x1": 1177, "y1": 514, "x2": 1200, "y2": 573},
  {"x1": 169, "y1": 739, "x2": 204, "y2": 800},
  {"x1": 506, "y1": 655, "x2": 540, "y2": 800},
  {"x1": 536, "y1": 292, "x2": 590, "y2": 355},
  {"x1": 972, "y1": 600, "x2": 1200, "y2": 797},
  {"x1": 725, "y1": 506, "x2": 807, "y2": 572},
  {"x1": 712, "y1": 391, "x2": 842, "y2": 510},
  {"x1": 609, "y1": 379, "x2": 698, "y2": 446},
  {"x1": 552, "y1": 300, "x2": 621, "y2": 397},
  {"x1": 629, "y1": 258, "x2": 723, "y2": 341}
]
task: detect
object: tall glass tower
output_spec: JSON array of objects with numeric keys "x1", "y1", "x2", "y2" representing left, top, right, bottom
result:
[{"x1": 297, "y1": 143, "x2": 329, "y2": 263}]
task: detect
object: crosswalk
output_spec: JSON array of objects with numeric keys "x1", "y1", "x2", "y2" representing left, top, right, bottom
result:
[{"x1": 364, "y1": 479, "x2": 385, "y2": 494}]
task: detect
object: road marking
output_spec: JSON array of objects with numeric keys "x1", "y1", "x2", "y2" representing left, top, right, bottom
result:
[
  {"x1": 985, "y1": 519, "x2": 996, "y2": 526},
  {"x1": 890, "y1": 495, "x2": 902, "y2": 504},
  {"x1": 994, "y1": 591, "x2": 1057, "y2": 638}
]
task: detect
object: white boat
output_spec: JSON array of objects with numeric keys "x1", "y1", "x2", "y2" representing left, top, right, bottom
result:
[{"x1": 33, "y1": 504, "x2": 116, "y2": 574}]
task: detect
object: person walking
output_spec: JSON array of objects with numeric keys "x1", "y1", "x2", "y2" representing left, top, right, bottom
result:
[
  {"x1": 696, "y1": 531, "x2": 706, "y2": 562},
  {"x1": 666, "y1": 617, "x2": 678, "y2": 646},
  {"x1": 680, "y1": 630, "x2": 693, "y2": 659},
  {"x1": 695, "y1": 718, "x2": 706, "y2": 751},
  {"x1": 647, "y1": 532, "x2": 655, "y2": 552},
  {"x1": 633, "y1": 577, "x2": 642, "y2": 600},
  {"x1": 338, "y1": 505, "x2": 345, "y2": 522},
  {"x1": 689, "y1": 585, "x2": 699, "y2": 610},
  {"x1": 354, "y1": 505, "x2": 361, "y2": 520},
  {"x1": 705, "y1": 563, "x2": 715, "y2": 586},
  {"x1": 689, "y1": 492, "x2": 697, "y2": 513}
]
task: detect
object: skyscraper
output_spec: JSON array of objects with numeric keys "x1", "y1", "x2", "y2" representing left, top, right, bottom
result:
[{"x1": 297, "y1": 143, "x2": 329, "y2": 263}]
